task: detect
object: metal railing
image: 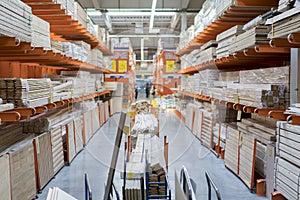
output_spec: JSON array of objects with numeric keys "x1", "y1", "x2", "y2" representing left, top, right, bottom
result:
[
  {"x1": 180, "y1": 166, "x2": 196, "y2": 200},
  {"x1": 85, "y1": 173, "x2": 92, "y2": 200},
  {"x1": 205, "y1": 171, "x2": 221, "y2": 200}
]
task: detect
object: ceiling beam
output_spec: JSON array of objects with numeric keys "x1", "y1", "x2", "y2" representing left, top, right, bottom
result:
[
  {"x1": 171, "y1": 13, "x2": 180, "y2": 30},
  {"x1": 103, "y1": 13, "x2": 113, "y2": 32}
]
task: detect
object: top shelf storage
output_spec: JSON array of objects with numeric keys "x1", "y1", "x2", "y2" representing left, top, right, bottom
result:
[
  {"x1": 21, "y1": 0, "x2": 112, "y2": 55},
  {"x1": 177, "y1": 0, "x2": 278, "y2": 56}
]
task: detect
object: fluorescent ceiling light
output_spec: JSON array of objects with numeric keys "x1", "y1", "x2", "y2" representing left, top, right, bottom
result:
[
  {"x1": 107, "y1": 12, "x2": 176, "y2": 16},
  {"x1": 86, "y1": 9, "x2": 102, "y2": 16},
  {"x1": 149, "y1": 0, "x2": 157, "y2": 29}
]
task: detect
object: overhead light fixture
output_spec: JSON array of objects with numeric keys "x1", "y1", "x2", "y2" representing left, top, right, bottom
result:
[
  {"x1": 86, "y1": 9, "x2": 102, "y2": 16},
  {"x1": 107, "y1": 12, "x2": 176, "y2": 16},
  {"x1": 149, "y1": 0, "x2": 157, "y2": 30}
]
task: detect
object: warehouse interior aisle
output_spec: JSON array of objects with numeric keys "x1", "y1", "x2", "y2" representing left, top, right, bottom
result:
[{"x1": 38, "y1": 112, "x2": 267, "y2": 199}]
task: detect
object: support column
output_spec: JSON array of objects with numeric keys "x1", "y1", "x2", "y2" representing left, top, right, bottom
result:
[
  {"x1": 181, "y1": 11, "x2": 187, "y2": 32},
  {"x1": 141, "y1": 38, "x2": 144, "y2": 61},
  {"x1": 290, "y1": 48, "x2": 300, "y2": 105}
]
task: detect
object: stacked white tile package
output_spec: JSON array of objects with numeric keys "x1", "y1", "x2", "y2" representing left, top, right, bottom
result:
[
  {"x1": 0, "y1": 78, "x2": 52, "y2": 107},
  {"x1": 0, "y1": 0, "x2": 32, "y2": 42},
  {"x1": 73, "y1": 41, "x2": 91, "y2": 62},
  {"x1": 51, "y1": 80, "x2": 73, "y2": 102},
  {"x1": 31, "y1": 15, "x2": 51, "y2": 49},
  {"x1": 73, "y1": 2, "x2": 87, "y2": 28},
  {"x1": 198, "y1": 69, "x2": 219, "y2": 96},
  {"x1": 89, "y1": 49, "x2": 104, "y2": 67},
  {"x1": 230, "y1": 26, "x2": 269, "y2": 53},
  {"x1": 216, "y1": 25, "x2": 245, "y2": 58},
  {"x1": 276, "y1": 122, "x2": 300, "y2": 200}
]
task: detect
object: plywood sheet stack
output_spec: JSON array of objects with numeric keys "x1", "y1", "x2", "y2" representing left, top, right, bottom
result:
[
  {"x1": 0, "y1": 0, "x2": 32, "y2": 42},
  {"x1": 0, "y1": 154, "x2": 11, "y2": 200},
  {"x1": 31, "y1": 15, "x2": 51, "y2": 49},
  {"x1": 266, "y1": 6, "x2": 300, "y2": 39},
  {"x1": 50, "y1": 127, "x2": 64, "y2": 175},
  {"x1": 0, "y1": 78, "x2": 51, "y2": 107},
  {"x1": 73, "y1": 116, "x2": 84, "y2": 154},
  {"x1": 64, "y1": 121, "x2": 76, "y2": 164},
  {"x1": 275, "y1": 122, "x2": 300, "y2": 200},
  {"x1": 216, "y1": 25, "x2": 244, "y2": 58},
  {"x1": 199, "y1": 40, "x2": 217, "y2": 63},
  {"x1": 224, "y1": 124, "x2": 240, "y2": 175},
  {"x1": 192, "y1": 108, "x2": 203, "y2": 138},
  {"x1": 8, "y1": 140, "x2": 36, "y2": 200},
  {"x1": 230, "y1": 26, "x2": 269, "y2": 53},
  {"x1": 89, "y1": 49, "x2": 104, "y2": 67},
  {"x1": 238, "y1": 132, "x2": 256, "y2": 189},
  {"x1": 201, "y1": 111, "x2": 214, "y2": 148},
  {"x1": 73, "y1": 41, "x2": 91, "y2": 63},
  {"x1": 34, "y1": 132, "x2": 54, "y2": 190},
  {"x1": 198, "y1": 69, "x2": 219, "y2": 96}
]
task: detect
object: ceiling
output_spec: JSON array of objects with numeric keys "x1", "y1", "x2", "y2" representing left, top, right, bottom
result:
[{"x1": 77, "y1": 0, "x2": 204, "y2": 59}]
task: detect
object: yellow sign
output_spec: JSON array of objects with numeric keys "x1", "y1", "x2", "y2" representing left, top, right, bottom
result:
[
  {"x1": 166, "y1": 60, "x2": 175, "y2": 73},
  {"x1": 111, "y1": 60, "x2": 116, "y2": 72},
  {"x1": 118, "y1": 60, "x2": 128, "y2": 73},
  {"x1": 151, "y1": 100, "x2": 158, "y2": 108},
  {"x1": 126, "y1": 111, "x2": 135, "y2": 118}
]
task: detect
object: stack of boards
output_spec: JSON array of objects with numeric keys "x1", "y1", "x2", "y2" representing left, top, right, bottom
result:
[
  {"x1": 0, "y1": 78, "x2": 51, "y2": 108},
  {"x1": 31, "y1": 15, "x2": 51, "y2": 49},
  {"x1": 0, "y1": 98, "x2": 14, "y2": 112},
  {"x1": 0, "y1": 0, "x2": 32, "y2": 42},
  {"x1": 275, "y1": 122, "x2": 300, "y2": 200},
  {"x1": 224, "y1": 124, "x2": 240, "y2": 175}
]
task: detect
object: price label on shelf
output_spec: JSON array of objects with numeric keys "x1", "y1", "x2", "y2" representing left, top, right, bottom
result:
[
  {"x1": 166, "y1": 60, "x2": 175, "y2": 73},
  {"x1": 111, "y1": 60, "x2": 117, "y2": 72},
  {"x1": 118, "y1": 60, "x2": 128, "y2": 73}
]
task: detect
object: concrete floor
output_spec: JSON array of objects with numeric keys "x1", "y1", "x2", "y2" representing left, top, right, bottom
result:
[{"x1": 38, "y1": 112, "x2": 267, "y2": 200}]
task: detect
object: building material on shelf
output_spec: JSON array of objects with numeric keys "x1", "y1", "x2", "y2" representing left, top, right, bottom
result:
[
  {"x1": 9, "y1": 140, "x2": 36, "y2": 200},
  {"x1": 50, "y1": 127, "x2": 64, "y2": 175},
  {"x1": 132, "y1": 114, "x2": 158, "y2": 136},
  {"x1": 216, "y1": 25, "x2": 245, "y2": 58},
  {"x1": 83, "y1": 110, "x2": 92, "y2": 145},
  {"x1": 0, "y1": 78, "x2": 52, "y2": 108},
  {"x1": 31, "y1": 15, "x2": 51, "y2": 49},
  {"x1": 224, "y1": 124, "x2": 240, "y2": 175},
  {"x1": 34, "y1": 132, "x2": 54, "y2": 190},
  {"x1": 65, "y1": 121, "x2": 76, "y2": 164},
  {"x1": 230, "y1": 26, "x2": 269, "y2": 53},
  {"x1": 0, "y1": 154, "x2": 11, "y2": 200},
  {"x1": 73, "y1": 2, "x2": 87, "y2": 28},
  {"x1": 73, "y1": 116, "x2": 83, "y2": 154},
  {"x1": 192, "y1": 108, "x2": 202, "y2": 138},
  {"x1": 201, "y1": 111, "x2": 214, "y2": 149},
  {"x1": 0, "y1": 103, "x2": 14, "y2": 112},
  {"x1": 0, "y1": 0, "x2": 32, "y2": 42}
]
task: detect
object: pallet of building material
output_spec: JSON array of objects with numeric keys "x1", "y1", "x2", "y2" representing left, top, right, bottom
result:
[
  {"x1": 0, "y1": 154, "x2": 11, "y2": 200},
  {"x1": 230, "y1": 26, "x2": 269, "y2": 53},
  {"x1": 0, "y1": 0, "x2": 32, "y2": 42},
  {"x1": 224, "y1": 125, "x2": 240, "y2": 175},
  {"x1": 200, "y1": 112, "x2": 214, "y2": 148},
  {"x1": 275, "y1": 157, "x2": 300, "y2": 200},
  {"x1": 239, "y1": 132, "x2": 256, "y2": 189},
  {"x1": 73, "y1": 117, "x2": 83, "y2": 154},
  {"x1": 50, "y1": 127, "x2": 64, "y2": 175},
  {"x1": 65, "y1": 121, "x2": 76, "y2": 164},
  {"x1": 192, "y1": 108, "x2": 202, "y2": 138},
  {"x1": 33, "y1": 132, "x2": 54, "y2": 190},
  {"x1": 8, "y1": 140, "x2": 36, "y2": 200}
]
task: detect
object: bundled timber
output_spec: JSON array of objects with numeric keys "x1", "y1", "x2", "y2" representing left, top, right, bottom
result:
[
  {"x1": 0, "y1": 154, "x2": 11, "y2": 200},
  {"x1": 0, "y1": 0, "x2": 32, "y2": 42},
  {"x1": 31, "y1": 15, "x2": 50, "y2": 49},
  {"x1": 9, "y1": 140, "x2": 36, "y2": 200},
  {"x1": 50, "y1": 127, "x2": 64, "y2": 175},
  {"x1": 34, "y1": 132, "x2": 54, "y2": 190}
]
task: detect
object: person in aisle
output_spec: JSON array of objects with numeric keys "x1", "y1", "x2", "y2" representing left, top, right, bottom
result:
[
  {"x1": 151, "y1": 85, "x2": 156, "y2": 98},
  {"x1": 135, "y1": 86, "x2": 138, "y2": 100},
  {"x1": 145, "y1": 83, "x2": 150, "y2": 98}
]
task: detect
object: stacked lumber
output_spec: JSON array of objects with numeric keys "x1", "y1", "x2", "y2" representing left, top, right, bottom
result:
[
  {"x1": 238, "y1": 132, "x2": 256, "y2": 189},
  {"x1": 285, "y1": 103, "x2": 300, "y2": 115},
  {"x1": 33, "y1": 132, "x2": 54, "y2": 190},
  {"x1": 0, "y1": 102, "x2": 14, "y2": 112},
  {"x1": 224, "y1": 124, "x2": 240, "y2": 175},
  {"x1": 266, "y1": 6, "x2": 300, "y2": 38},
  {"x1": 89, "y1": 48, "x2": 104, "y2": 68},
  {"x1": 148, "y1": 163, "x2": 167, "y2": 196},
  {"x1": 0, "y1": 78, "x2": 52, "y2": 107},
  {"x1": 62, "y1": 42, "x2": 91, "y2": 62},
  {"x1": 201, "y1": 111, "x2": 214, "y2": 148},
  {"x1": 192, "y1": 40, "x2": 217, "y2": 66},
  {"x1": 230, "y1": 26, "x2": 269, "y2": 53},
  {"x1": 51, "y1": 40, "x2": 64, "y2": 54},
  {"x1": 50, "y1": 127, "x2": 64, "y2": 175},
  {"x1": 0, "y1": 154, "x2": 11, "y2": 200},
  {"x1": 73, "y1": 2, "x2": 87, "y2": 28},
  {"x1": 31, "y1": 15, "x2": 51, "y2": 49},
  {"x1": 219, "y1": 123, "x2": 227, "y2": 149},
  {"x1": 216, "y1": 25, "x2": 244, "y2": 58},
  {"x1": 0, "y1": 0, "x2": 32, "y2": 42},
  {"x1": 0, "y1": 124, "x2": 33, "y2": 153},
  {"x1": 124, "y1": 180, "x2": 143, "y2": 199},
  {"x1": 9, "y1": 140, "x2": 36, "y2": 200},
  {"x1": 275, "y1": 122, "x2": 300, "y2": 200},
  {"x1": 192, "y1": 108, "x2": 202, "y2": 138}
]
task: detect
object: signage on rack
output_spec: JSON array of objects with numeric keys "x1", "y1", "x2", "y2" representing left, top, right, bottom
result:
[
  {"x1": 166, "y1": 60, "x2": 175, "y2": 73},
  {"x1": 118, "y1": 60, "x2": 128, "y2": 73},
  {"x1": 111, "y1": 60, "x2": 117, "y2": 72}
]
